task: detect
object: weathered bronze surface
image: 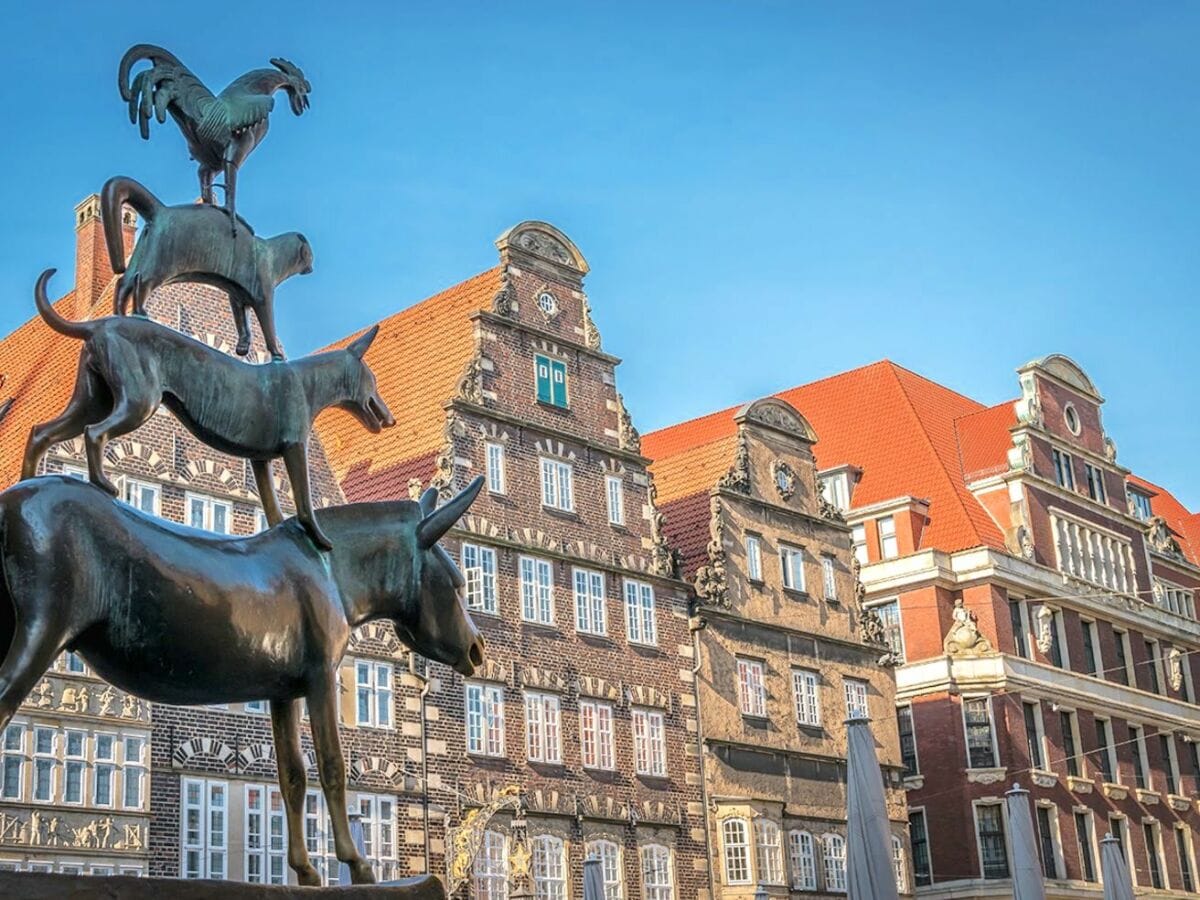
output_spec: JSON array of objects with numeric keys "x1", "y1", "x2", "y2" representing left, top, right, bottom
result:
[
  {"x1": 0, "y1": 475, "x2": 485, "y2": 884},
  {"x1": 21, "y1": 270, "x2": 393, "y2": 550},
  {"x1": 103, "y1": 176, "x2": 312, "y2": 359},
  {"x1": 119, "y1": 45, "x2": 311, "y2": 218}
]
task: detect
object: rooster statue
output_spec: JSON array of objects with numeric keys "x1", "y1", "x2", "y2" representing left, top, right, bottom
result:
[{"x1": 118, "y1": 44, "x2": 311, "y2": 220}]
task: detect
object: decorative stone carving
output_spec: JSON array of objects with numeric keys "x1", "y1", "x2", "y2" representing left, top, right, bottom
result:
[
  {"x1": 717, "y1": 429, "x2": 750, "y2": 494},
  {"x1": 1136, "y1": 788, "x2": 1161, "y2": 806},
  {"x1": 581, "y1": 295, "x2": 602, "y2": 350},
  {"x1": 490, "y1": 281, "x2": 515, "y2": 317},
  {"x1": 646, "y1": 480, "x2": 678, "y2": 579},
  {"x1": 1035, "y1": 604, "x2": 1054, "y2": 655},
  {"x1": 966, "y1": 768, "x2": 1006, "y2": 785},
  {"x1": 1013, "y1": 373, "x2": 1043, "y2": 427},
  {"x1": 1104, "y1": 436, "x2": 1117, "y2": 462},
  {"x1": 456, "y1": 354, "x2": 484, "y2": 406},
  {"x1": 817, "y1": 488, "x2": 844, "y2": 523},
  {"x1": 1102, "y1": 782, "x2": 1128, "y2": 801},
  {"x1": 740, "y1": 398, "x2": 815, "y2": 441},
  {"x1": 1031, "y1": 771, "x2": 1058, "y2": 788},
  {"x1": 859, "y1": 607, "x2": 897, "y2": 667},
  {"x1": 445, "y1": 785, "x2": 523, "y2": 894},
  {"x1": 693, "y1": 497, "x2": 729, "y2": 608},
  {"x1": 616, "y1": 393, "x2": 640, "y2": 453},
  {"x1": 429, "y1": 414, "x2": 463, "y2": 500},
  {"x1": 1169, "y1": 795, "x2": 1192, "y2": 812},
  {"x1": 513, "y1": 229, "x2": 576, "y2": 268},
  {"x1": 1007, "y1": 434, "x2": 1033, "y2": 472},
  {"x1": 1168, "y1": 646, "x2": 1184, "y2": 691},
  {"x1": 943, "y1": 599, "x2": 994, "y2": 657},
  {"x1": 1016, "y1": 526, "x2": 1035, "y2": 560},
  {"x1": 1146, "y1": 516, "x2": 1185, "y2": 560},
  {"x1": 1067, "y1": 775, "x2": 1093, "y2": 795},
  {"x1": 771, "y1": 460, "x2": 796, "y2": 501},
  {"x1": 0, "y1": 810, "x2": 143, "y2": 852},
  {"x1": 407, "y1": 478, "x2": 423, "y2": 501}
]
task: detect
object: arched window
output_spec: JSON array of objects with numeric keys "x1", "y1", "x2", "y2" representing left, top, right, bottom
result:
[
  {"x1": 532, "y1": 835, "x2": 566, "y2": 900},
  {"x1": 754, "y1": 819, "x2": 783, "y2": 885},
  {"x1": 721, "y1": 818, "x2": 751, "y2": 884},
  {"x1": 788, "y1": 830, "x2": 817, "y2": 890},
  {"x1": 823, "y1": 833, "x2": 847, "y2": 893},
  {"x1": 586, "y1": 839, "x2": 623, "y2": 900},
  {"x1": 892, "y1": 834, "x2": 907, "y2": 892},
  {"x1": 473, "y1": 830, "x2": 508, "y2": 900},
  {"x1": 640, "y1": 844, "x2": 673, "y2": 900}
]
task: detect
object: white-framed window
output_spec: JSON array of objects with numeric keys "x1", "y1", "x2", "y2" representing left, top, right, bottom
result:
[
  {"x1": 792, "y1": 670, "x2": 821, "y2": 727},
  {"x1": 358, "y1": 793, "x2": 398, "y2": 882},
  {"x1": 1113, "y1": 629, "x2": 1135, "y2": 685},
  {"x1": 1009, "y1": 598, "x2": 1030, "y2": 658},
  {"x1": 244, "y1": 784, "x2": 286, "y2": 884},
  {"x1": 485, "y1": 443, "x2": 506, "y2": 494},
  {"x1": 1144, "y1": 819, "x2": 1166, "y2": 889},
  {"x1": 780, "y1": 545, "x2": 805, "y2": 592},
  {"x1": 63, "y1": 729, "x2": 85, "y2": 804},
  {"x1": 909, "y1": 808, "x2": 932, "y2": 887},
  {"x1": 1129, "y1": 489, "x2": 1153, "y2": 521},
  {"x1": 473, "y1": 830, "x2": 508, "y2": 900},
  {"x1": 962, "y1": 696, "x2": 998, "y2": 769},
  {"x1": 641, "y1": 844, "x2": 673, "y2": 900},
  {"x1": 975, "y1": 802, "x2": 1009, "y2": 878},
  {"x1": 823, "y1": 833, "x2": 847, "y2": 892},
  {"x1": 897, "y1": 705, "x2": 919, "y2": 776},
  {"x1": 821, "y1": 555, "x2": 837, "y2": 600},
  {"x1": 524, "y1": 692, "x2": 562, "y2": 764},
  {"x1": 574, "y1": 568, "x2": 607, "y2": 636},
  {"x1": 123, "y1": 736, "x2": 146, "y2": 809},
  {"x1": 868, "y1": 598, "x2": 904, "y2": 662},
  {"x1": 31, "y1": 727, "x2": 55, "y2": 803},
  {"x1": 892, "y1": 834, "x2": 907, "y2": 892},
  {"x1": 632, "y1": 708, "x2": 666, "y2": 776},
  {"x1": 721, "y1": 818, "x2": 751, "y2": 884},
  {"x1": 255, "y1": 508, "x2": 270, "y2": 533},
  {"x1": 1130, "y1": 724, "x2": 1150, "y2": 789},
  {"x1": 60, "y1": 651, "x2": 86, "y2": 674},
  {"x1": 1035, "y1": 803, "x2": 1062, "y2": 879},
  {"x1": 532, "y1": 834, "x2": 566, "y2": 900},
  {"x1": 606, "y1": 475, "x2": 624, "y2": 526},
  {"x1": 1160, "y1": 733, "x2": 1181, "y2": 795},
  {"x1": 1176, "y1": 824, "x2": 1197, "y2": 892},
  {"x1": 303, "y1": 791, "x2": 338, "y2": 885},
  {"x1": 519, "y1": 556, "x2": 555, "y2": 625},
  {"x1": 355, "y1": 660, "x2": 393, "y2": 728},
  {"x1": 746, "y1": 534, "x2": 763, "y2": 581},
  {"x1": 1094, "y1": 717, "x2": 1117, "y2": 783},
  {"x1": 737, "y1": 658, "x2": 767, "y2": 718},
  {"x1": 1074, "y1": 811, "x2": 1098, "y2": 882},
  {"x1": 788, "y1": 830, "x2": 817, "y2": 890},
  {"x1": 540, "y1": 458, "x2": 574, "y2": 512},
  {"x1": 93, "y1": 733, "x2": 115, "y2": 807},
  {"x1": 1023, "y1": 700, "x2": 1047, "y2": 771},
  {"x1": 1080, "y1": 618, "x2": 1100, "y2": 675},
  {"x1": 1052, "y1": 448, "x2": 1075, "y2": 490},
  {"x1": 851, "y1": 524, "x2": 868, "y2": 565},
  {"x1": 843, "y1": 678, "x2": 869, "y2": 720},
  {"x1": 245, "y1": 700, "x2": 268, "y2": 714},
  {"x1": 821, "y1": 473, "x2": 851, "y2": 511},
  {"x1": 755, "y1": 819, "x2": 784, "y2": 885},
  {"x1": 1084, "y1": 463, "x2": 1106, "y2": 503},
  {"x1": 586, "y1": 839, "x2": 622, "y2": 900},
  {"x1": 123, "y1": 478, "x2": 161, "y2": 516},
  {"x1": 579, "y1": 699, "x2": 615, "y2": 770},
  {"x1": 461, "y1": 543, "x2": 498, "y2": 614},
  {"x1": 181, "y1": 777, "x2": 228, "y2": 880},
  {"x1": 878, "y1": 516, "x2": 898, "y2": 559},
  {"x1": 1, "y1": 725, "x2": 23, "y2": 800},
  {"x1": 465, "y1": 683, "x2": 505, "y2": 757},
  {"x1": 185, "y1": 492, "x2": 231, "y2": 534},
  {"x1": 624, "y1": 579, "x2": 656, "y2": 645}
]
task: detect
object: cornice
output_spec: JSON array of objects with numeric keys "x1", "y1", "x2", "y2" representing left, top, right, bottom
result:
[
  {"x1": 699, "y1": 605, "x2": 876, "y2": 658},
  {"x1": 712, "y1": 486, "x2": 852, "y2": 534},
  {"x1": 472, "y1": 310, "x2": 622, "y2": 365}
]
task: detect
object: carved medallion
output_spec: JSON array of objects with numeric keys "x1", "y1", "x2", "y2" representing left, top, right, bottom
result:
[{"x1": 772, "y1": 461, "x2": 796, "y2": 501}]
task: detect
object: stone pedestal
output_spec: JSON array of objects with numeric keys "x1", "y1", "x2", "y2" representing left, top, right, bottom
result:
[{"x1": 0, "y1": 872, "x2": 444, "y2": 899}]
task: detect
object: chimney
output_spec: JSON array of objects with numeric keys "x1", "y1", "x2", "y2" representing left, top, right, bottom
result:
[{"x1": 73, "y1": 193, "x2": 137, "y2": 321}]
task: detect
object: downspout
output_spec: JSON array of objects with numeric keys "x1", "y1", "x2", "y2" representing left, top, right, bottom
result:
[{"x1": 689, "y1": 605, "x2": 716, "y2": 897}]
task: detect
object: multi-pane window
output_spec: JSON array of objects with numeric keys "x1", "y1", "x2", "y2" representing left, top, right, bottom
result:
[
  {"x1": 1047, "y1": 608, "x2": 1067, "y2": 669},
  {"x1": 877, "y1": 516, "x2": 898, "y2": 559},
  {"x1": 963, "y1": 697, "x2": 997, "y2": 769},
  {"x1": 641, "y1": 845, "x2": 673, "y2": 900},
  {"x1": 245, "y1": 784, "x2": 286, "y2": 884},
  {"x1": 1130, "y1": 725, "x2": 1149, "y2": 789},
  {"x1": 1160, "y1": 733, "x2": 1180, "y2": 795},
  {"x1": 358, "y1": 794, "x2": 397, "y2": 882},
  {"x1": 1035, "y1": 806, "x2": 1059, "y2": 878},
  {"x1": 821, "y1": 473, "x2": 851, "y2": 511},
  {"x1": 909, "y1": 810, "x2": 931, "y2": 887},
  {"x1": 1009, "y1": 599, "x2": 1029, "y2": 658},
  {"x1": 123, "y1": 478, "x2": 161, "y2": 516},
  {"x1": 1145, "y1": 639, "x2": 1163, "y2": 694},
  {"x1": 1084, "y1": 463, "x2": 1106, "y2": 503},
  {"x1": 93, "y1": 733, "x2": 115, "y2": 806},
  {"x1": 1023, "y1": 701, "x2": 1046, "y2": 770},
  {"x1": 579, "y1": 700, "x2": 615, "y2": 770},
  {"x1": 1060, "y1": 711, "x2": 1081, "y2": 778},
  {"x1": 1050, "y1": 513, "x2": 1136, "y2": 593},
  {"x1": 792, "y1": 670, "x2": 821, "y2": 727},
  {"x1": 1052, "y1": 448, "x2": 1075, "y2": 490},
  {"x1": 823, "y1": 833, "x2": 847, "y2": 892},
  {"x1": 632, "y1": 709, "x2": 666, "y2": 776},
  {"x1": 1075, "y1": 812, "x2": 1096, "y2": 882},
  {"x1": 32, "y1": 727, "x2": 55, "y2": 802},
  {"x1": 186, "y1": 492, "x2": 231, "y2": 534},
  {"x1": 736, "y1": 658, "x2": 766, "y2": 718},
  {"x1": 892, "y1": 835, "x2": 906, "y2": 892},
  {"x1": 524, "y1": 692, "x2": 562, "y2": 764},
  {"x1": 897, "y1": 705, "x2": 918, "y2": 776},
  {"x1": 1177, "y1": 826, "x2": 1196, "y2": 892},
  {"x1": 519, "y1": 556, "x2": 555, "y2": 626},
  {"x1": 1113, "y1": 630, "x2": 1132, "y2": 685},
  {"x1": 721, "y1": 819, "x2": 751, "y2": 884},
  {"x1": 1094, "y1": 718, "x2": 1117, "y2": 783},
  {"x1": 746, "y1": 535, "x2": 763, "y2": 581},
  {"x1": 64, "y1": 730, "x2": 85, "y2": 804},
  {"x1": 473, "y1": 830, "x2": 508, "y2": 900},
  {"x1": 461, "y1": 543, "x2": 498, "y2": 614},
  {"x1": 586, "y1": 840, "x2": 622, "y2": 900},
  {"x1": 1081, "y1": 620, "x2": 1100, "y2": 676},
  {"x1": 870, "y1": 599, "x2": 904, "y2": 662},
  {"x1": 976, "y1": 803, "x2": 1009, "y2": 878},
  {"x1": 851, "y1": 524, "x2": 868, "y2": 565},
  {"x1": 844, "y1": 678, "x2": 869, "y2": 720},
  {"x1": 606, "y1": 475, "x2": 624, "y2": 526},
  {"x1": 181, "y1": 778, "x2": 227, "y2": 879},
  {"x1": 1144, "y1": 821, "x2": 1165, "y2": 889},
  {"x1": 485, "y1": 443, "x2": 506, "y2": 494},
  {"x1": 123, "y1": 736, "x2": 146, "y2": 809},
  {"x1": 1129, "y1": 489, "x2": 1153, "y2": 521},
  {"x1": 821, "y1": 556, "x2": 837, "y2": 601},
  {"x1": 532, "y1": 835, "x2": 566, "y2": 900},
  {"x1": 61, "y1": 652, "x2": 86, "y2": 674},
  {"x1": 780, "y1": 545, "x2": 805, "y2": 592},
  {"x1": 534, "y1": 354, "x2": 568, "y2": 408},
  {"x1": 754, "y1": 820, "x2": 784, "y2": 885},
  {"x1": 788, "y1": 830, "x2": 817, "y2": 890},
  {"x1": 624, "y1": 580, "x2": 656, "y2": 645},
  {"x1": 465, "y1": 683, "x2": 505, "y2": 757},
  {"x1": 539, "y1": 458, "x2": 574, "y2": 511},
  {"x1": 574, "y1": 568, "x2": 607, "y2": 635},
  {"x1": 355, "y1": 660, "x2": 393, "y2": 728}
]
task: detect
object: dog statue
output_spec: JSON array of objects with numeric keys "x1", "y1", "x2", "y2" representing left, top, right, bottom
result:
[
  {"x1": 102, "y1": 176, "x2": 312, "y2": 360},
  {"x1": 21, "y1": 270, "x2": 393, "y2": 550}
]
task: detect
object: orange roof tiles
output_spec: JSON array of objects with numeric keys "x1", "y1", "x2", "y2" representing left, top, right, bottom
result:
[
  {"x1": 1128, "y1": 474, "x2": 1200, "y2": 566},
  {"x1": 955, "y1": 401, "x2": 1018, "y2": 483}
]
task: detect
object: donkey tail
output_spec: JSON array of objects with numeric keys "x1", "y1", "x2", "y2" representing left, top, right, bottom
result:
[
  {"x1": 100, "y1": 176, "x2": 159, "y2": 275},
  {"x1": 34, "y1": 269, "x2": 92, "y2": 340}
]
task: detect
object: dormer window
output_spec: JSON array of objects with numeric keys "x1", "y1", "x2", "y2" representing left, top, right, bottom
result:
[
  {"x1": 1063, "y1": 403, "x2": 1081, "y2": 435},
  {"x1": 1129, "y1": 489, "x2": 1152, "y2": 522},
  {"x1": 820, "y1": 474, "x2": 850, "y2": 511}
]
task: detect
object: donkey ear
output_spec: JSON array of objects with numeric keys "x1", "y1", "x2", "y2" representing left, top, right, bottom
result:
[
  {"x1": 418, "y1": 487, "x2": 439, "y2": 516},
  {"x1": 347, "y1": 324, "x2": 380, "y2": 359},
  {"x1": 417, "y1": 476, "x2": 484, "y2": 549}
]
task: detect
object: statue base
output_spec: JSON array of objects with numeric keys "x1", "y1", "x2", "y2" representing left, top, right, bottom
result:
[{"x1": 0, "y1": 871, "x2": 444, "y2": 898}]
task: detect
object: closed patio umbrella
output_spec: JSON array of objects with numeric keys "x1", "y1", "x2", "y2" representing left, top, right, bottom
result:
[
  {"x1": 1100, "y1": 834, "x2": 1136, "y2": 900},
  {"x1": 845, "y1": 717, "x2": 899, "y2": 900},
  {"x1": 1005, "y1": 784, "x2": 1046, "y2": 900},
  {"x1": 583, "y1": 854, "x2": 605, "y2": 900},
  {"x1": 336, "y1": 809, "x2": 368, "y2": 886}
]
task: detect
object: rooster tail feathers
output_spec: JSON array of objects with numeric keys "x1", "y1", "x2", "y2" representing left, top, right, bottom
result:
[
  {"x1": 118, "y1": 44, "x2": 184, "y2": 101},
  {"x1": 99, "y1": 177, "x2": 159, "y2": 275}
]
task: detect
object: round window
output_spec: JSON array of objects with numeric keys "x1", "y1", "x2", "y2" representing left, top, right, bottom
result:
[
  {"x1": 1064, "y1": 403, "x2": 1081, "y2": 435},
  {"x1": 537, "y1": 291, "x2": 557, "y2": 315}
]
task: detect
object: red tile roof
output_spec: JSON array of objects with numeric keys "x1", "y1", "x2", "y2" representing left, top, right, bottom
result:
[
  {"x1": 955, "y1": 401, "x2": 1018, "y2": 483},
  {"x1": 1128, "y1": 474, "x2": 1200, "y2": 566}
]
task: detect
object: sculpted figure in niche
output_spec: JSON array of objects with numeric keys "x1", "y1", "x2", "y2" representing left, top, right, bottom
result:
[{"x1": 943, "y1": 598, "x2": 993, "y2": 657}]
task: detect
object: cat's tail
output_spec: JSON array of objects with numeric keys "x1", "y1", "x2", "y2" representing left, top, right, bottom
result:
[
  {"x1": 34, "y1": 269, "x2": 93, "y2": 340},
  {"x1": 100, "y1": 176, "x2": 160, "y2": 275}
]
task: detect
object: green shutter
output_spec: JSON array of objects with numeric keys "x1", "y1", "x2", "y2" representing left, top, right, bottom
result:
[
  {"x1": 535, "y1": 356, "x2": 552, "y2": 403},
  {"x1": 550, "y1": 360, "x2": 568, "y2": 407}
]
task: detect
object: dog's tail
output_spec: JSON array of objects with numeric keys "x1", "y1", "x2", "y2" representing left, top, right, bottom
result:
[
  {"x1": 35, "y1": 269, "x2": 92, "y2": 340},
  {"x1": 100, "y1": 177, "x2": 159, "y2": 275}
]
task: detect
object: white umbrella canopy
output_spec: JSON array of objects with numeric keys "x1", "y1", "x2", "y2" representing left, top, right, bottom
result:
[
  {"x1": 845, "y1": 718, "x2": 900, "y2": 900},
  {"x1": 583, "y1": 854, "x2": 605, "y2": 900},
  {"x1": 1005, "y1": 784, "x2": 1047, "y2": 900},
  {"x1": 1100, "y1": 834, "x2": 1136, "y2": 900}
]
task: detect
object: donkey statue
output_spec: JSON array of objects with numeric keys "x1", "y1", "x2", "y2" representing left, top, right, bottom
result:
[{"x1": 0, "y1": 474, "x2": 486, "y2": 886}]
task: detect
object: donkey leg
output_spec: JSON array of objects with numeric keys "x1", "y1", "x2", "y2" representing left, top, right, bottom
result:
[
  {"x1": 83, "y1": 395, "x2": 155, "y2": 496},
  {"x1": 270, "y1": 699, "x2": 321, "y2": 886},
  {"x1": 0, "y1": 618, "x2": 65, "y2": 728},
  {"x1": 307, "y1": 678, "x2": 374, "y2": 884},
  {"x1": 282, "y1": 444, "x2": 332, "y2": 551},
  {"x1": 23, "y1": 364, "x2": 109, "y2": 481},
  {"x1": 251, "y1": 460, "x2": 284, "y2": 528}
]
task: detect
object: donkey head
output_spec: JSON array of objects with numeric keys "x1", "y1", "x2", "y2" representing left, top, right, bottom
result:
[
  {"x1": 338, "y1": 325, "x2": 395, "y2": 434},
  {"x1": 391, "y1": 477, "x2": 486, "y2": 676}
]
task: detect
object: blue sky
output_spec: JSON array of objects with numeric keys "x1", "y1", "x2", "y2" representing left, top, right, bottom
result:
[{"x1": 3, "y1": 3, "x2": 1198, "y2": 505}]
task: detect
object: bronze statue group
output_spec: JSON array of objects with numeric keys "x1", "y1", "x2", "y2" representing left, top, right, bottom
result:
[{"x1": 0, "y1": 44, "x2": 486, "y2": 889}]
